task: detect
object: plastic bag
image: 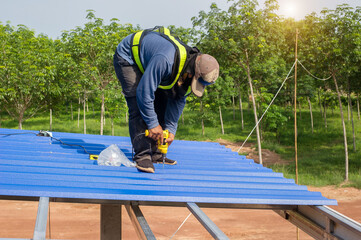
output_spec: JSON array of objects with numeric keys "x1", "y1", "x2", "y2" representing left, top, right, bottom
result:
[{"x1": 97, "y1": 144, "x2": 135, "y2": 167}]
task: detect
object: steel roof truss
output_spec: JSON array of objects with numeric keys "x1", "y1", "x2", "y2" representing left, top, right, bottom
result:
[
  {"x1": 186, "y1": 202, "x2": 229, "y2": 240},
  {"x1": 33, "y1": 197, "x2": 49, "y2": 240},
  {"x1": 125, "y1": 203, "x2": 156, "y2": 240},
  {"x1": 276, "y1": 205, "x2": 361, "y2": 240},
  {"x1": 0, "y1": 239, "x2": 31, "y2": 240}
]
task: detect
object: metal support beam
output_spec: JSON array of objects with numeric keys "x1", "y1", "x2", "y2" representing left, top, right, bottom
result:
[
  {"x1": 0, "y1": 239, "x2": 31, "y2": 240},
  {"x1": 0, "y1": 195, "x2": 296, "y2": 210},
  {"x1": 276, "y1": 205, "x2": 361, "y2": 240},
  {"x1": 186, "y1": 202, "x2": 229, "y2": 240},
  {"x1": 125, "y1": 204, "x2": 156, "y2": 240},
  {"x1": 100, "y1": 204, "x2": 122, "y2": 240},
  {"x1": 33, "y1": 197, "x2": 49, "y2": 240}
]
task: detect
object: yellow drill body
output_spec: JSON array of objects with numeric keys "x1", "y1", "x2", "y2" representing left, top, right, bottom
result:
[{"x1": 145, "y1": 129, "x2": 169, "y2": 166}]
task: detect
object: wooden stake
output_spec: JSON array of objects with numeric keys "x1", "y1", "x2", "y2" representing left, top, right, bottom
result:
[
  {"x1": 294, "y1": 28, "x2": 299, "y2": 240},
  {"x1": 83, "y1": 92, "x2": 86, "y2": 134},
  {"x1": 294, "y1": 28, "x2": 299, "y2": 184}
]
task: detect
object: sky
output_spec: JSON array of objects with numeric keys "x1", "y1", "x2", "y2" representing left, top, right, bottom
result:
[{"x1": 0, "y1": 0, "x2": 360, "y2": 39}]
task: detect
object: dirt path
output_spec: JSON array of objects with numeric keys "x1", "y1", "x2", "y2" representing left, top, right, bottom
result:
[
  {"x1": 216, "y1": 138, "x2": 291, "y2": 166},
  {"x1": 1, "y1": 140, "x2": 360, "y2": 239}
]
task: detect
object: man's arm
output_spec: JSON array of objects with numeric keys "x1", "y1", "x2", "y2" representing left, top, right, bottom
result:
[
  {"x1": 164, "y1": 96, "x2": 187, "y2": 144},
  {"x1": 136, "y1": 54, "x2": 172, "y2": 142}
]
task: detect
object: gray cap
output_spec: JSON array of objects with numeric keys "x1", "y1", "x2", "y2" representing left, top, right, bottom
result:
[{"x1": 191, "y1": 54, "x2": 219, "y2": 97}]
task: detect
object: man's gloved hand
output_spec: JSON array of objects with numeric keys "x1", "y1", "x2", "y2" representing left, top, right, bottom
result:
[{"x1": 148, "y1": 125, "x2": 164, "y2": 144}]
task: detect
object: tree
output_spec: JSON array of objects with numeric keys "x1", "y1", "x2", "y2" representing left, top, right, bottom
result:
[
  {"x1": 61, "y1": 10, "x2": 137, "y2": 135},
  {"x1": 104, "y1": 80, "x2": 126, "y2": 136},
  {"x1": 0, "y1": 23, "x2": 55, "y2": 129},
  {"x1": 303, "y1": 5, "x2": 361, "y2": 181},
  {"x1": 45, "y1": 39, "x2": 77, "y2": 131},
  {"x1": 209, "y1": 74, "x2": 234, "y2": 135},
  {"x1": 192, "y1": 0, "x2": 289, "y2": 164}
]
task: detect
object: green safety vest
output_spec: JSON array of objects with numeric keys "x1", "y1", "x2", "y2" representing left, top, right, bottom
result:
[{"x1": 130, "y1": 26, "x2": 196, "y2": 94}]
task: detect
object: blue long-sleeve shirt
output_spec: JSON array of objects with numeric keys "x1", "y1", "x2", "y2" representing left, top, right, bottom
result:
[{"x1": 116, "y1": 32, "x2": 187, "y2": 135}]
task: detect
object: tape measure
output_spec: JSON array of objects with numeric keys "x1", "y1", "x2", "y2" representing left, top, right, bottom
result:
[{"x1": 89, "y1": 155, "x2": 99, "y2": 160}]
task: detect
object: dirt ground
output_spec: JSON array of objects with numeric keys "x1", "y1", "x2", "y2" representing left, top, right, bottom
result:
[{"x1": 1, "y1": 140, "x2": 360, "y2": 239}]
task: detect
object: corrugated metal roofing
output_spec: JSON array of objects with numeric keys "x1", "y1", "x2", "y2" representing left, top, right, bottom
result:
[{"x1": 0, "y1": 128, "x2": 336, "y2": 206}]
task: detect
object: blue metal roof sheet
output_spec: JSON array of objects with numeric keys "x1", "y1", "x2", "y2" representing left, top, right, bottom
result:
[{"x1": 0, "y1": 128, "x2": 337, "y2": 206}]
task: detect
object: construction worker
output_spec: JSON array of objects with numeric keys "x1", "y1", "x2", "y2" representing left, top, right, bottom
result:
[{"x1": 113, "y1": 26, "x2": 219, "y2": 173}]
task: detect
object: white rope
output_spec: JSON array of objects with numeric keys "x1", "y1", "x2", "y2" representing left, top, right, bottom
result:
[
  {"x1": 236, "y1": 60, "x2": 297, "y2": 153},
  {"x1": 169, "y1": 213, "x2": 192, "y2": 240},
  {"x1": 297, "y1": 59, "x2": 332, "y2": 81}
]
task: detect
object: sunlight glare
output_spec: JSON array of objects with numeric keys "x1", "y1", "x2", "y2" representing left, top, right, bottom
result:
[{"x1": 283, "y1": 3, "x2": 297, "y2": 18}]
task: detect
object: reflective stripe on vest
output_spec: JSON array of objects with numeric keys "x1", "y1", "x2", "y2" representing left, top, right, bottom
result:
[
  {"x1": 131, "y1": 27, "x2": 187, "y2": 90},
  {"x1": 131, "y1": 31, "x2": 145, "y2": 73}
]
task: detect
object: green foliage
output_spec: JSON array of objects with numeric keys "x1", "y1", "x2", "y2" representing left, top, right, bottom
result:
[
  {"x1": 1, "y1": 2, "x2": 361, "y2": 187},
  {"x1": 263, "y1": 104, "x2": 289, "y2": 142},
  {"x1": 185, "y1": 94, "x2": 216, "y2": 126},
  {"x1": 103, "y1": 79, "x2": 127, "y2": 119},
  {"x1": 0, "y1": 24, "x2": 55, "y2": 128},
  {"x1": 61, "y1": 11, "x2": 138, "y2": 92}
]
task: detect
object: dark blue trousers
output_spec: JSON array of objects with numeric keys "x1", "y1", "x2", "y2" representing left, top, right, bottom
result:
[{"x1": 113, "y1": 52, "x2": 165, "y2": 163}]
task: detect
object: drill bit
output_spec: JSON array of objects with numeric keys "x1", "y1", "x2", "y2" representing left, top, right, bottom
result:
[{"x1": 162, "y1": 153, "x2": 165, "y2": 169}]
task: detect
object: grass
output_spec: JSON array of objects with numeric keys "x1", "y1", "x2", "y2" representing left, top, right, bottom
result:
[
  {"x1": 1, "y1": 102, "x2": 361, "y2": 189},
  {"x1": 263, "y1": 107, "x2": 361, "y2": 188}
]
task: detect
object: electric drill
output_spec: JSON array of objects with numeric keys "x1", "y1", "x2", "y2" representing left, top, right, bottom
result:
[{"x1": 145, "y1": 129, "x2": 169, "y2": 166}]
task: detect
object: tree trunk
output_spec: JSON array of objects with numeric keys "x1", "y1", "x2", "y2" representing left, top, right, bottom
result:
[
  {"x1": 126, "y1": 111, "x2": 128, "y2": 123},
  {"x1": 347, "y1": 100, "x2": 351, "y2": 121},
  {"x1": 181, "y1": 113, "x2": 184, "y2": 125},
  {"x1": 104, "y1": 110, "x2": 106, "y2": 126},
  {"x1": 111, "y1": 115, "x2": 114, "y2": 136},
  {"x1": 217, "y1": 95, "x2": 225, "y2": 135},
  {"x1": 77, "y1": 96, "x2": 80, "y2": 128},
  {"x1": 100, "y1": 93, "x2": 105, "y2": 135},
  {"x1": 86, "y1": 97, "x2": 89, "y2": 112},
  {"x1": 18, "y1": 111, "x2": 24, "y2": 129},
  {"x1": 318, "y1": 90, "x2": 323, "y2": 117},
  {"x1": 323, "y1": 104, "x2": 327, "y2": 129},
  {"x1": 307, "y1": 97, "x2": 314, "y2": 134},
  {"x1": 239, "y1": 91, "x2": 244, "y2": 130},
  {"x1": 83, "y1": 93, "x2": 86, "y2": 134},
  {"x1": 71, "y1": 101, "x2": 73, "y2": 121},
  {"x1": 201, "y1": 118, "x2": 205, "y2": 136},
  {"x1": 357, "y1": 94, "x2": 360, "y2": 120},
  {"x1": 348, "y1": 92, "x2": 356, "y2": 152},
  {"x1": 49, "y1": 108, "x2": 53, "y2": 131},
  {"x1": 247, "y1": 89, "x2": 251, "y2": 110},
  {"x1": 16, "y1": 111, "x2": 24, "y2": 129},
  {"x1": 200, "y1": 100, "x2": 205, "y2": 136},
  {"x1": 232, "y1": 95, "x2": 236, "y2": 121},
  {"x1": 333, "y1": 73, "x2": 348, "y2": 181},
  {"x1": 244, "y1": 55, "x2": 262, "y2": 164},
  {"x1": 258, "y1": 89, "x2": 263, "y2": 141},
  {"x1": 219, "y1": 106, "x2": 224, "y2": 135}
]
